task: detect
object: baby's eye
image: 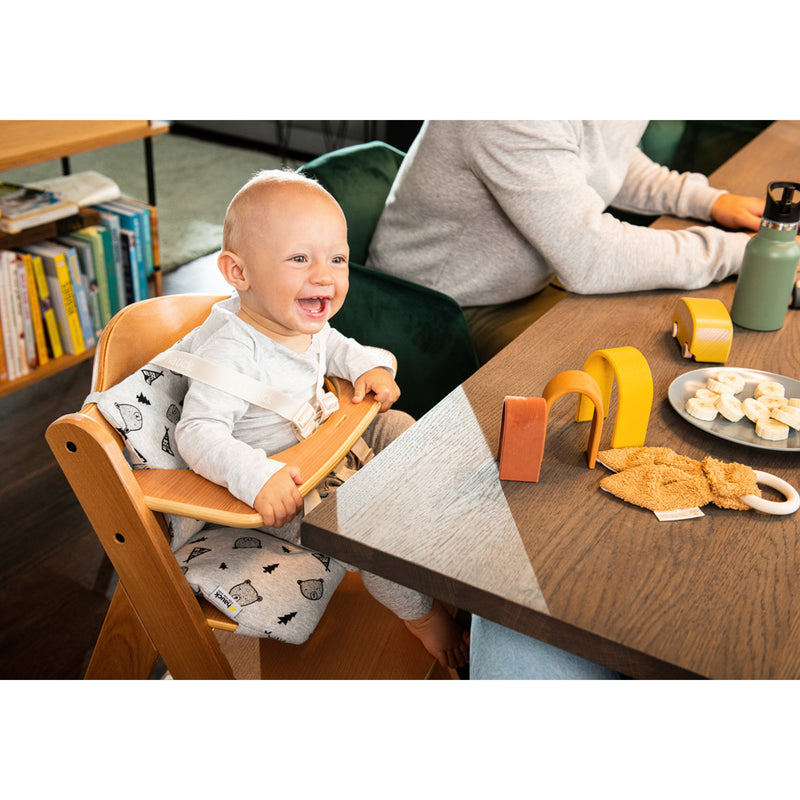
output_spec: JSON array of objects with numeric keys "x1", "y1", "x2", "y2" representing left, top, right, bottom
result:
[
  {"x1": 290, "y1": 255, "x2": 307, "y2": 264},
  {"x1": 331, "y1": 256, "x2": 347, "y2": 265}
]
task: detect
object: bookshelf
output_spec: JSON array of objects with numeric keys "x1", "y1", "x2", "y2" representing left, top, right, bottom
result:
[{"x1": 0, "y1": 120, "x2": 168, "y2": 397}]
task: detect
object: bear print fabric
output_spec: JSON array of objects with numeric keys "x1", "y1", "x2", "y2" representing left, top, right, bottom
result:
[
  {"x1": 174, "y1": 527, "x2": 346, "y2": 643},
  {"x1": 85, "y1": 331, "x2": 206, "y2": 551}
]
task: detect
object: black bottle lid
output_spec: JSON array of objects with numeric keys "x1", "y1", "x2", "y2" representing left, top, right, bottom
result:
[{"x1": 764, "y1": 181, "x2": 800, "y2": 224}]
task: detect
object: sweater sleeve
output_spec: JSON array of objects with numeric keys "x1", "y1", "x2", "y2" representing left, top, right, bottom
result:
[
  {"x1": 324, "y1": 326, "x2": 396, "y2": 382},
  {"x1": 611, "y1": 147, "x2": 725, "y2": 221},
  {"x1": 466, "y1": 121, "x2": 749, "y2": 295}
]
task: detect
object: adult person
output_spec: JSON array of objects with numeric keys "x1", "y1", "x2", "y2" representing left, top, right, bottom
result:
[{"x1": 367, "y1": 120, "x2": 764, "y2": 364}]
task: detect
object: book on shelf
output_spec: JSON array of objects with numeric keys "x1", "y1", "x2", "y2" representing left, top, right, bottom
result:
[
  {"x1": 1, "y1": 250, "x2": 26, "y2": 379},
  {"x1": 19, "y1": 242, "x2": 86, "y2": 356},
  {"x1": 117, "y1": 197, "x2": 159, "y2": 272},
  {"x1": 0, "y1": 181, "x2": 80, "y2": 234},
  {"x1": 27, "y1": 171, "x2": 121, "y2": 207},
  {"x1": 20, "y1": 251, "x2": 53, "y2": 366},
  {"x1": 0, "y1": 311, "x2": 7, "y2": 383},
  {"x1": 92, "y1": 212, "x2": 127, "y2": 311},
  {"x1": 118, "y1": 229, "x2": 144, "y2": 303},
  {"x1": 28, "y1": 250, "x2": 64, "y2": 360},
  {"x1": 56, "y1": 235, "x2": 103, "y2": 337},
  {"x1": 15, "y1": 254, "x2": 38, "y2": 371},
  {"x1": 68, "y1": 226, "x2": 119, "y2": 320}
]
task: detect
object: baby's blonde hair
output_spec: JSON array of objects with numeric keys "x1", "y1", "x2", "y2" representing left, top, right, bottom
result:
[{"x1": 222, "y1": 169, "x2": 331, "y2": 253}]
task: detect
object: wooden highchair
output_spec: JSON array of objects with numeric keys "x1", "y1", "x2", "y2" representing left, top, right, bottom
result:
[{"x1": 46, "y1": 293, "x2": 451, "y2": 679}]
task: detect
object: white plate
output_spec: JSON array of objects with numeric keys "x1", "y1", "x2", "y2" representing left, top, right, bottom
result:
[{"x1": 667, "y1": 367, "x2": 800, "y2": 452}]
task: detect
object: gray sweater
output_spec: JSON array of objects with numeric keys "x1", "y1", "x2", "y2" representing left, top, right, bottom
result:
[{"x1": 367, "y1": 121, "x2": 751, "y2": 306}]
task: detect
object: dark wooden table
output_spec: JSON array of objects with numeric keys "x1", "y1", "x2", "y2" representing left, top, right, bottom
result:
[{"x1": 302, "y1": 121, "x2": 800, "y2": 679}]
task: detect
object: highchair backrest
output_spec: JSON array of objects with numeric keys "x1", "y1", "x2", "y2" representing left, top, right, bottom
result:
[
  {"x1": 93, "y1": 292, "x2": 227, "y2": 392},
  {"x1": 46, "y1": 294, "x2": 443, "y2": 679}
]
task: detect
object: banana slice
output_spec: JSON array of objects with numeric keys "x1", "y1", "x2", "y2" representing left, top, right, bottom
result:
[
  {"x1": 715, "y1": 394, "x2": 744, "y2": 422},
  {"x1": 694, "y1": 387, "x2": 720, "y2": 401},
  {"x1": 685, "y1": 397, "x2": 718, "y2": 421},
  {"x1": 771, "y1": 405, "x2": 800, "y2": 431},
  {"x1": 786, "y1": 398, "x2": 800, "y2": 409},
  {"x1": 759, "y1": 396, "x2": 785, "y2": 409},
  {"x1": 755, "y1": 417, "x2": 790, "y2": 441},
  {"x1": 707, "y1": 370, "x2": 745, "y2": 394},
  {"x1": 754, "y1": 380, "x2": 786, "y2": 400},
  {"x1": 742, "y1": 397, "x2": 770, "y2": 422}
]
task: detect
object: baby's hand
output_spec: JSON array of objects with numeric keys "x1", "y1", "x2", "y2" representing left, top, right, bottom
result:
[
  {"x1": 353, "y1": 367, "x2": 400, "y2": 412},
  {"x1": 253, "y1": 465, "x2": 303, "y2": 528}
]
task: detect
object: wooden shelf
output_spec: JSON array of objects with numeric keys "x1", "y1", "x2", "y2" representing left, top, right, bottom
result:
[
  {"x1": 0, "y1": 120, "x2": 169, "y2": 172},
  {"x1": 0, "y1": 347, "x2": 96, "y2": 398}
]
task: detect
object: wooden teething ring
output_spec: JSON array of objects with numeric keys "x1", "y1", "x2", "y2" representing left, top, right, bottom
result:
[{"x1": 740, "y1": 471, "x2": 800, "y2": 515}]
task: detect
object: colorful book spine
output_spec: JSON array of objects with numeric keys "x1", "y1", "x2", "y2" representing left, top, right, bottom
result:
[
  {"x1": 119, "y1": 229, "x2": 144, "y2": 303},
  {"x1": 0, "y1": 310, "x2": 7, "y2": 383},
  {"x1": 94, "y1": 212, "x2": 126, "y2": 311},
  {"x1": 57, "y1": 236, "x2": 102, "y2": 339},
  {"x1": 30, "y1": 252, "x2": 63, "y2": 359},
  {"x1": 66, "y1": 230, "x2": 112, "y2": 327},
  {"x1": 1, "y1": 251, "x2": 21, "y2": 379},
  {"x1": 77, "y1": 226, "x2": 117, "y2": 319},
  {"x1": 23, "y1": 245, "x2": 85, "y2": 355},
  {"x1": 53, "y1": 244, "x2": 96, "y2": 348},
  {"x1": 93, "y1": 202, "x2": 148, "y2": 299},
  {"x1": 4, "y1": 251, "x2": 30, "y2": 376},
  {"x1": 15, "y1": 255, "x2": 38, "y2": 370},
  {"x1": 119, "y1": 197, "x2": 158, "y2": 273}
]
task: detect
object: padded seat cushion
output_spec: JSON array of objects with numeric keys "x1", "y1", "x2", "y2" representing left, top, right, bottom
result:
[{"x1": 175, "y1": 527, "x2": 346, "y2": 644}]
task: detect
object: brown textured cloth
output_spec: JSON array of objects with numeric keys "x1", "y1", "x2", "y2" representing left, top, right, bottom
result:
[{"x1": 598, "y1": 447, "x2": 760, "y2": 512}]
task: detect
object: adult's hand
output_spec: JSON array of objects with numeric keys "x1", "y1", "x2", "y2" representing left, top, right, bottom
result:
[{"x1": 710, "y1": 193, "x2": 764, "y2": 232}]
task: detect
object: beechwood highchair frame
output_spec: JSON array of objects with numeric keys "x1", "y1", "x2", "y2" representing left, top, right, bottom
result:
[{"x1": 46, "y1": 294, "x2": 450, "y2": 680}]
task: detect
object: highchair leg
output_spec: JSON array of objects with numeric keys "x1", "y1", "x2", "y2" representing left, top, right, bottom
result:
[{"x1": 84, "y1": 583, "x2": 158, "y2": 680}]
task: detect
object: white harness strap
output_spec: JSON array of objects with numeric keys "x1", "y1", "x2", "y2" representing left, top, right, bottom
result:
[{"x1": 150, "y1": 346, "x2": 338, "y2": 441}]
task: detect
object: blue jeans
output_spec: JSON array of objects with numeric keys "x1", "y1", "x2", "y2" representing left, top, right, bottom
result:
[{"x1": 470, "y1": 616, "x2": 621, "y2": 680}]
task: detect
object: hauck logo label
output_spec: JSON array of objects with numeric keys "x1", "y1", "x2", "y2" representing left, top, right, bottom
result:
[{"x1": 209, "y1": 586, "x2": 242, "y2": 617}]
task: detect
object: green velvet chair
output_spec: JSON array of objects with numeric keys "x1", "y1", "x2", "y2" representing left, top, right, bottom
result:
[{"x1": 300, "y1": 142, "x2": 479, "y2": 420}]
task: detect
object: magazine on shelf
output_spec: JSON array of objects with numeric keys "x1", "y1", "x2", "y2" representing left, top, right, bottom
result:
[
  {"x1": 0, "y1": 181, "x2": 80, "y2": 233},
  {"x1": 27, "y1": 171, "x2": 121, "y2": 207}
]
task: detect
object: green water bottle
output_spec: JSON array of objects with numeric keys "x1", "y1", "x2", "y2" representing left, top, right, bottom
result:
[{"x1": 731, "y1": 181, "x2": 800, "y2": 331}]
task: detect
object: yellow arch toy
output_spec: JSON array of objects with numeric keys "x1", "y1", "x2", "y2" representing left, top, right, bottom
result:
[
  {"x1": 576, "y1": 347, "x2": 653, "y2": 448},
  {"x1": 543, "y1": 370, "x2": 604, "y2": 468}
]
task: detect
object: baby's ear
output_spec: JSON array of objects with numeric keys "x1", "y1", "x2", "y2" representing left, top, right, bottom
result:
[{"x1": 218, "y1": 250, "x2": 247, "y2": 289}]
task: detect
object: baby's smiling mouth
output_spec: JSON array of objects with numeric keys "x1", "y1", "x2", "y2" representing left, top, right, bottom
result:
[{"x1": 297, "y1": 296, "x2": 331, "y2": 316}]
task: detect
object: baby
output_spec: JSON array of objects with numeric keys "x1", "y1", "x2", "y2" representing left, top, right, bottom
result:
[{"x1": 175, "y1": 169, "x2": 469, "y2": 669}]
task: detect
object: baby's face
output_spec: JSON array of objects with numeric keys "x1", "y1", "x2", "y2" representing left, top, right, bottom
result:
[{"x1": 237, "y1": 185, "x2": 349, "y2": 346}]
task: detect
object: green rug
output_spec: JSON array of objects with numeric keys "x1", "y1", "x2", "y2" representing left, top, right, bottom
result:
[{"x1": 0, "y1": 132, "x2": 300, "y2": 273}]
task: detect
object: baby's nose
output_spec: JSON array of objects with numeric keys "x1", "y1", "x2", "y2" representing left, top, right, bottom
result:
[{"x1": 311, "y1": 263, "x2": 335, "y2": 283}]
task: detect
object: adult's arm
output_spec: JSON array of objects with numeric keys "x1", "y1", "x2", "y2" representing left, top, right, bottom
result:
[{"x1": 467, "y1": 121, "x2": 750, "y2": 294}]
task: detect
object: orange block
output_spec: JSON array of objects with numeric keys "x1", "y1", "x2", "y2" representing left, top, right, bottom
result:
[{"x1": 498, "y1": 396, "x2": 547, "y2": 482}]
